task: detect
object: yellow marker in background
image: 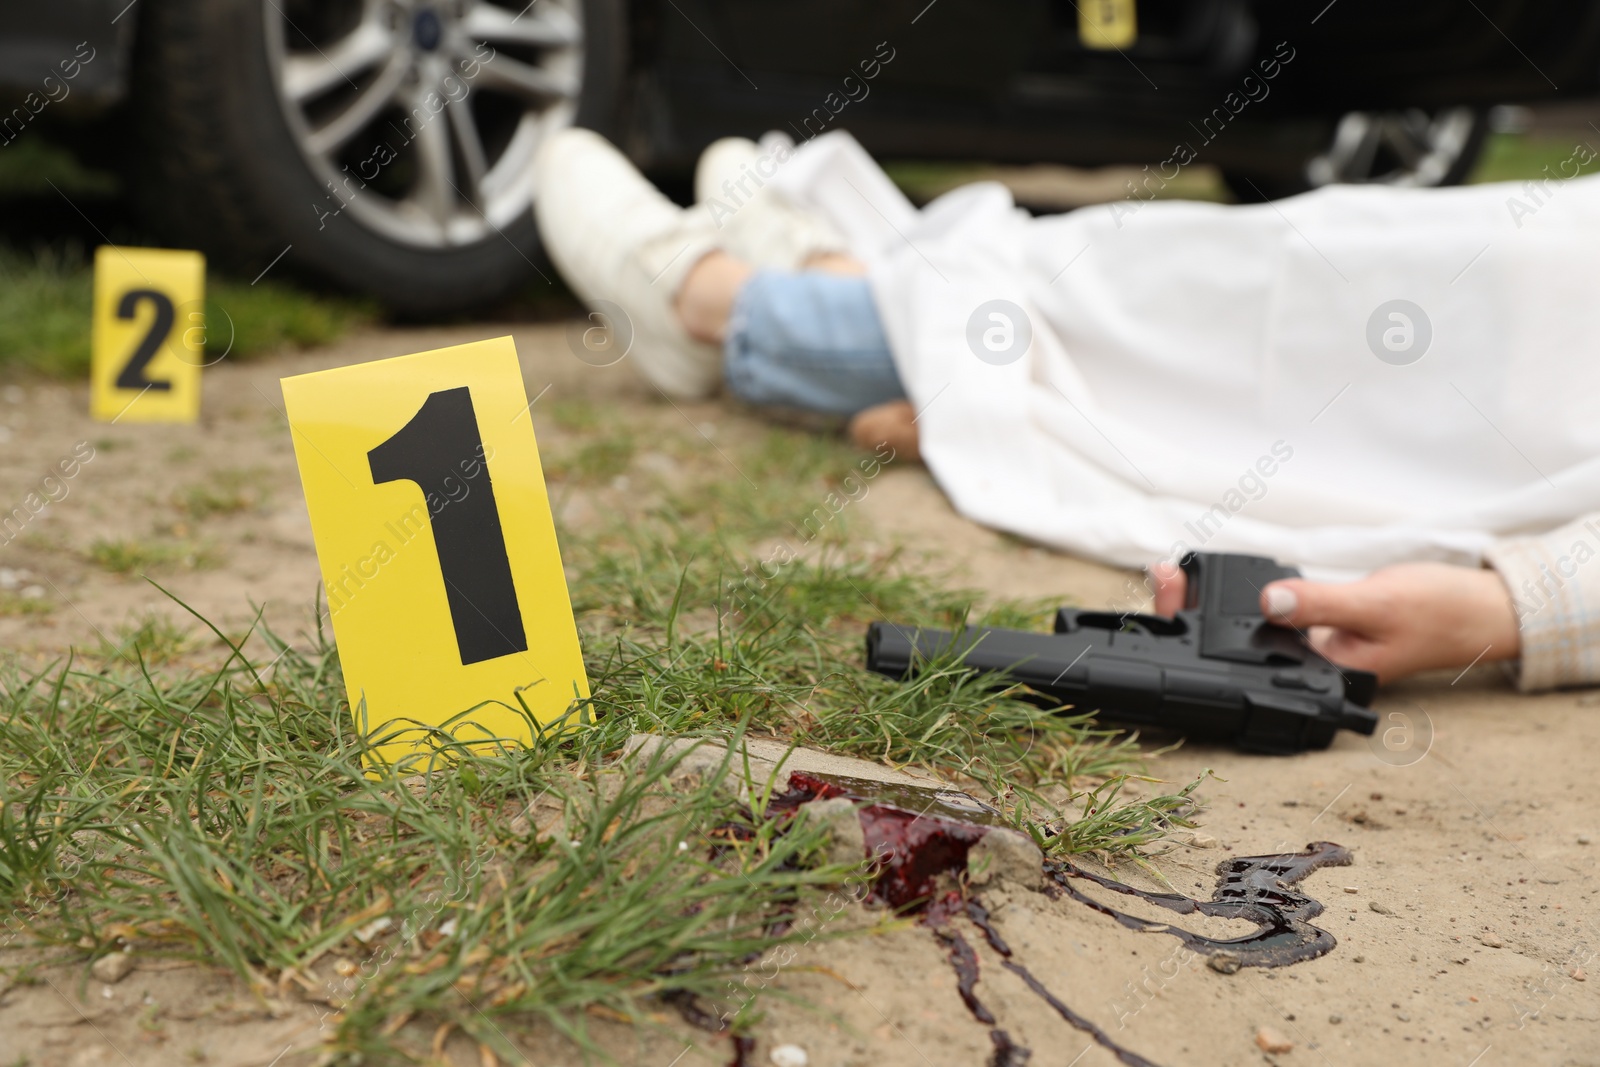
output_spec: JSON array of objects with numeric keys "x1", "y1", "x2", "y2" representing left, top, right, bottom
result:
[
  {"x1": 1079, "y1": 0, "x2": 1138, "y2": 50},
  {"x1": 90, "y1": 246, "x2": 205, "y2": 422},
  {"x1": 280, "y1": 337, "x2": 589, "y2": 768}
]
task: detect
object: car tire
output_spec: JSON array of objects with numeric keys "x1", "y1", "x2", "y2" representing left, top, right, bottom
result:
[
  {"x1": 1225, "y1": 106, "x2": 1489, "y2": 202},
  {"x1": 128, "y1": 0, "x2": 625, "y2": 316}
]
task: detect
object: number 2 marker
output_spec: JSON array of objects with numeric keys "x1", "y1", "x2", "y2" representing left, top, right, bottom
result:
[
  {"x1": 90, "y1": 246, "x2": 204, "y2": 422},
  {"x1": 280, "y1": 337, "x2": 589, "y2": 766}
]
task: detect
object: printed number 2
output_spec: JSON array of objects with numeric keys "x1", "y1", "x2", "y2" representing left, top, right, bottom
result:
[
  {"x1": 368, "y1": 387, "x2": 529, "y2": 665},
  {"x1": 115, "y1": 289, "x2": 176, "y2": 391}
]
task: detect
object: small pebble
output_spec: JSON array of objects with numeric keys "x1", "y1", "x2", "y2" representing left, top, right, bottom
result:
[
  {"x1": 1396, "y1": 1011, "x2": 1410, "y2": 1022},
  {"x1": 1478, "y1": 932, "x2": 1504, "y2": 948},
  {"x1": 1369, "y1": 901, "x2": 1394, "y2": 915},
  {"x1": 1189, "y1": 831, "x2": 1219, "y2": 849},
  {"x1": 1343, "y1": 887, "x2": 1359, "y2": 894},
  {"x1": 1255, "y1": 1026, "x2": 1293, "y2": 1054},
  {"x1": 1328, "y1": 1014, "x2": 1343, "y2": 1025},
  {"x1": 1570, "y1": 966, "x2": 1587, "y2": 982},
  {"x1": 1207, "y1": 952, "x2": 1242, "y2": 974},
  {"x1": 966, "y1": 828, "x2": 1044, "y2": 889},
  {"x1": 90, "y1": 953, "x2": 134, "y2": 984},
  {"x1": 1352, "y1": 955, "x2": 1365, "y2": 963},
  {"x1": 770, "y1": 1045, "x2": 809, "y2": 1067},
  {"x1": 1579, "y1": 835, "x2": 1591, "y2": 846},
  {"x1": 796, "y1": 797, "x2": 867, "y2": 868}
]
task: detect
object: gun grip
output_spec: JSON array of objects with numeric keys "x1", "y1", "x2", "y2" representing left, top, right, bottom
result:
[
  {"x1": 1180, "y1": 552, "x2": 1301, "y2": 614},
  {"x1": 1180, "y1": 552, "x2": 1308, "y2": 667}
]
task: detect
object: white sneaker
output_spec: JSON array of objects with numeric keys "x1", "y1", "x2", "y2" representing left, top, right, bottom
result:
[
  {"x1": 534, "y1": 128, "x2": 722, "y2": 399},
  {"x1": 694, "y1": 134, "x2": 849, "y2": 270}
]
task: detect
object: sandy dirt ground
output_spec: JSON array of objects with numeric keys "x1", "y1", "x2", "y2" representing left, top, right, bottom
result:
[{"x1": 0, "y1": 324, "x2": 1595, "y2": 1066}]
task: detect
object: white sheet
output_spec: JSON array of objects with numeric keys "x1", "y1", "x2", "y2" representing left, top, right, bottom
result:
[{"x1": 770, "y1": 132, "x2": 1600, "y2": 577}]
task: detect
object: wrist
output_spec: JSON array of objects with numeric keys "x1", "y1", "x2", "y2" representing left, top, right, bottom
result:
[{"x1": 1473, "y1": 567, "x2": 1522, "y2": 663}]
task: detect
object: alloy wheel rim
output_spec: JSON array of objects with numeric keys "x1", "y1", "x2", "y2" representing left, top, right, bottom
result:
[
  {"x1": 1306, "y1": 107, "x2": 1478, "y2": 188},
  {"x1": 264, "y1": 0, "x2": 584, "y2": 249}
]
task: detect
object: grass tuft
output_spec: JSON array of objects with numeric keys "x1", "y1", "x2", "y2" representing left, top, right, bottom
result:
[
  {"x1": 86, "y1": 537, "x2": 218, "y2": 574},
  {"x1": 174, "y1": 467, "x2": 272, "y2": 520},
  {"x1": 0, "y1": 591, "x2": 52, "y2": 617}
]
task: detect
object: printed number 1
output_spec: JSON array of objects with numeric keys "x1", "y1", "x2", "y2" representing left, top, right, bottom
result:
[{"x1": 368, "y1": 387, "x2": 529, "y2": 665}]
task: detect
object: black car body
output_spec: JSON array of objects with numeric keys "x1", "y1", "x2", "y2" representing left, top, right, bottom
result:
[{"x1": 3, "y1": 0, "x2": 1597, "y2": 312}]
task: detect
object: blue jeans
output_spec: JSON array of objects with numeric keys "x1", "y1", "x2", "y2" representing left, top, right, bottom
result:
[{"x1": 723, "y1": 270, "x2": 905, "y2": 416}]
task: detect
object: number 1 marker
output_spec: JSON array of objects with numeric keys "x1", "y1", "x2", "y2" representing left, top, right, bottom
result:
[{"x1": 280, "y1": 337, "x2": 589, "y2": 766}]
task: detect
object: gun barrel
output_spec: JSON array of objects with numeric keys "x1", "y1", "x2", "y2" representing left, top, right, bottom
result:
[
  {"x1": 866, "y1": 621, "x2": 1083, "y2": 692},
  {"x1": 864, "y1": 620, "x2": 1378, "y2": 755}
]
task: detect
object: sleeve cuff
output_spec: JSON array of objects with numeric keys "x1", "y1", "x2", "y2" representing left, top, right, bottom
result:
[{"x1": 1482, "y1": 515, "x2": 1600, "y2": 692}]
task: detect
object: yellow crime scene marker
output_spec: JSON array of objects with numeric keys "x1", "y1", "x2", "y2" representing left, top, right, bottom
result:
[
  {"x1": 90, "y1": 246, "x2": 205, "y2": 422},
  {"x1": 1079, "y1": 0, "x2": 1138, "y2": 50},
  {"x1": 280, "y1": 336, "x2": 589, "y2": 766}
]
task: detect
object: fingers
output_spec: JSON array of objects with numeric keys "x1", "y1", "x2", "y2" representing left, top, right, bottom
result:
[
  {"x1": 1309, "y1": 625, "x2": 1390, "y2": 681},
  {"x1": 1150, "y1": 562, "x2": 1185, "y2": 617},
  {"x1": 1260, "y1": 577, "x2": 1388, "y2": 635}
]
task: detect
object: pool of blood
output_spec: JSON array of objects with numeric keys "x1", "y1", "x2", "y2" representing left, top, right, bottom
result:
[
  {"x1": 772, "y1": 771, "x2": 1351, "y2": 1067},
  {"x1": 1051, "y1": 841, "x2": 1354, "y2": 967},
  {"x1": 769, "y1": 770, "x2": 1011, "y2": 908}
]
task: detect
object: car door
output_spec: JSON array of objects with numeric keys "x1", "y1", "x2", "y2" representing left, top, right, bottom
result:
[
  {"x1": 646, "y1": 0, "x2": 1050, "y2": 164},
  {"x1": 703, "y1": 0, "x2": 1046, "y2": 93}
]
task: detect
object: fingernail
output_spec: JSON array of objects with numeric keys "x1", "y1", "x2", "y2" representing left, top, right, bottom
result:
[{"x1": 1265, "y1": 586, "x2": 1298, "y2": 620}]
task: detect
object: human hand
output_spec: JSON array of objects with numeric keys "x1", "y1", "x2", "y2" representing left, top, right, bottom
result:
[
  {"x1": 1149, "y1": 560, "x2": 1521, "y2": 685},
  {"x1": 847, "y1": 400, "x2": 921, "y2": 463}
]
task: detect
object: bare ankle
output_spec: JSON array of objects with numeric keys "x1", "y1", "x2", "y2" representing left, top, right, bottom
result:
[
  {"x1": 801, "y1": 251, "x2": 867, "y2": 276},
  {"x1": 674, "y1": 251, "x2": 756, "y2": 344}
]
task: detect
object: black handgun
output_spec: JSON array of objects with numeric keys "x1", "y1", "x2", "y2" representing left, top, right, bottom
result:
[{"x1": 865, "y1": 552, "x2": 1379, "y2": 755}]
